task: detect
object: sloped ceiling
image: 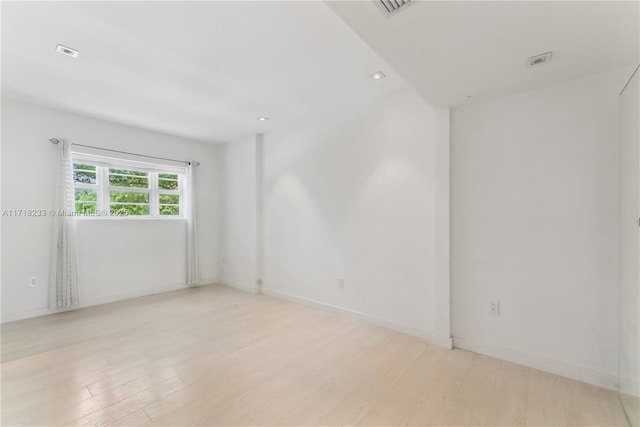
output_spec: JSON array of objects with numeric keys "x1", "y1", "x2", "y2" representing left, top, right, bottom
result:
[
  {"x1": 327, "y1": 1, "x2": 639, "y2": 106},
  {"x1": 1, "y1": 1, "x2": 406, "y2": 143}
]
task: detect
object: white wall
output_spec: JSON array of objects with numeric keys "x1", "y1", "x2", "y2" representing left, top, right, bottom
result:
[
  {"x1": 451, "y1": 68, "x2": 630, "y2": 388},
  {"x1": 258, "y1": 88, "x2": 443, "y2": 341},
  {"x1": 218, "y1": 135, "x2": 257, "y2": 293},
  {"x1": 1, "y1": 99, "x2": 219, "y2": 322},
  {"x1": 618, "y1": 65, "x2": 639, "y2": 407}
]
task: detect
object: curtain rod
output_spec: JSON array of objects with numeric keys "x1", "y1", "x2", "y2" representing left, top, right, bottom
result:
[{"x1": 48, "y1": 138, "x2": 200, "y2": 166}]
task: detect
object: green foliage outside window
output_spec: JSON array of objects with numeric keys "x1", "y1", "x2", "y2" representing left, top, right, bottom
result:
[
  {"x1": 75, "y1": 188, "x2": 97, "y2": 214},
  {"x1": 110, "y1": 191, "x2": 149, "y2": 216},
  {"x1": 72, "y1": 161, "x2": 182, "y2": 217},
  {"x1": 109, "y1": 169, "x2": 148, "y2": 188},
  {"x1": 159, "y1": 205, "x2": 179, "y2": 215},
  {"x1": 159, "y1": 194, "x2": 179, "y2": 204},
  {"x1": 158, "y1": 173, "x2": 178, "y2": 190},
  {"x1": 73, "y1": 163, "x2": 96, "y2": 184},
  {"x1": 159, "y1": 193, "x2": 179, "y2": 215}
]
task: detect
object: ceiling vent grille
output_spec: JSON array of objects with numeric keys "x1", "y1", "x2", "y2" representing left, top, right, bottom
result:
[
  {"x1": 527, "y1": 52, "x2": 552, "y2": 67},
  {"x1": 375, "y1": 0, "x2": 412, "y2": 18}
]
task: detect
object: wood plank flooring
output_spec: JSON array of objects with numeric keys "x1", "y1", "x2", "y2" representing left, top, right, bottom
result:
[{"x1": 1, "y1": 285, "x2": 629, "y2": 426}]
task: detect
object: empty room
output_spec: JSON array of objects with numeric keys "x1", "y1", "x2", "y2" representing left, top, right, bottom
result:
[{"x1": 1, "y1": 1, "x2": 639, "y2": 426}]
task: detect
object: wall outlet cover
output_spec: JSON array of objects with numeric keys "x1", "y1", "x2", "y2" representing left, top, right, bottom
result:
[{"x1": 489, "y1": 299, "x2": 500, "y2": 315}]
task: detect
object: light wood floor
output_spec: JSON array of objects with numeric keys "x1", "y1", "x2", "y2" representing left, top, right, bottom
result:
[{"x1": 1, "y1": 285, "x2": 629, "y2": 426}]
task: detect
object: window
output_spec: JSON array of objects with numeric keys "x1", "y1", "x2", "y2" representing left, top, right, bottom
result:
[
  {"x1": 108, "y1": 168, "x2": 150, "y2": 216},
  {"x1": 73, "y1": 163, "x2": 98, "y2": 214},
  {"x1": 158, "y1": 173, "x2": 180, "y2": 216},
  {"x1": 71, "y1": 155, "x2": 186, "y2": 218}
]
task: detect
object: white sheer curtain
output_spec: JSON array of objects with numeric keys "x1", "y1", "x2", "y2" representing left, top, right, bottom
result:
[
  {"x1": 185, "y1": 161, "x2": 200, "y2": 286},
  {"x1": 49, "y1": 138, "x2": 80, "y2": 309}
]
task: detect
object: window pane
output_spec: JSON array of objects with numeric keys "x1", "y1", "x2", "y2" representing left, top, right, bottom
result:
[
  {"x1": 75, "y1": 188, "x2": 97, "y2": 202},
  {"x1": 110, "y1": 168, "x2": 146, "y2": 177},
  {"x1": 110, "y1": 204, "x2": 149, "y2": 216},
  {"x1": 109, "y1": 169, "x2": 149, "y2": 188},
  {"x1": 158, "y1": 178, "x2": 178, "y2": 190},
  {"x1": 73, "y1": 172, "x2": 97, "y2": 213},
  {"x1": 75, "y1": 202, "x2": 96, "y2": 214},
  {"x1": 110, "y1": 191, "x2": 149, "y2": 204},
  {"x1": 74, "y1": 171, "x2": 97, "y2": 184},
  {"x1": 159, "y1": 173, "x2": 177, "y2": 179},
  {"x1": 110, "y1": 191, "x2": 149, "y2": 216},
  {"x1": 73, "y1": 163, "x2": 97, "y2": 184},
  {"x1": 73, "y1": 163, "x2": 96, "y2": 171},
  {"x1": 159, "y1": 194, "x2": 179, "y2": 205},
  {"x1": 159, "y1": 205, "x2": 179, "y2": 216}
]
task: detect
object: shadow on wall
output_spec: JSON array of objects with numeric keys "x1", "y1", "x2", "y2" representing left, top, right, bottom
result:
[{"x1": 260, "y1": 88, "x2": 437, "y2": 331}]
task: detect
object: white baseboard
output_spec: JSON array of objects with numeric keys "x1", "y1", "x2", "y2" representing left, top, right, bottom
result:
[
  {"x1": 1, "y1": 281, "x2": 217, "y2": 324},
  {"x1": 434, "y1": 335, "x2": 454, "y2": 350},
  {"x1": 260, "y1": 287, "x2": 451, "y2": 350},
  {"x1": 1, "y1": 307, "x2": 52, "y2": 323},
  {"x1": 452, "y1": 336, "x2": 618, "y2": 391},
  {"x1": 618, "y1": 376, "x2": 640, "y2": 397},
  {"x1": 217, "y1": 280, "x2": 257, "y2": 294}
]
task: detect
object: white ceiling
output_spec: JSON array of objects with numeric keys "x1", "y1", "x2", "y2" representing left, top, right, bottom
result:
[
  {"x1": 2, "y1": 2, "x2": 638, "y2": 143},
  {"x1": 1, "y1": 1, "x2": 406, "y2": 143},
  {"x1": 327, "y1": 0, "x2": 640, "y2": 107}
]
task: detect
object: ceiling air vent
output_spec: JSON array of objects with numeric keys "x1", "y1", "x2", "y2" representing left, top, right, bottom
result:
[
  {"x1": 375, "y1": 0, "x2": 412, "y2": 18},
  {"x1": 56, "y1": 44, "x2": 79, "y2": 58},
  {"x1": 527, "y1": 52, "x2": 552, "y2": 67}
]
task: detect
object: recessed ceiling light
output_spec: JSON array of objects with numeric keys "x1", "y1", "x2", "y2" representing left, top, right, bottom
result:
[
  {"x1": 56, "y1": 44, "x2": 79, "y2": 58},
  {"x1": 527, "y1": 52, "x2": 552, "y2": 67},
  {"x1": 369, "y1": 71, "x2": 386, "y2": 80},
  {"x1": 257, "y1": 116, "x2": 269, "y2": 121}
]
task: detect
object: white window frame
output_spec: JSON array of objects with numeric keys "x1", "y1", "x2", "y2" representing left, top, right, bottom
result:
[
  {"x1": 73, "y1": 163, "x2": 99, "y2": 213},
  {"x1": 72, "y1": 153, "x2": 187, "y2": 219}
]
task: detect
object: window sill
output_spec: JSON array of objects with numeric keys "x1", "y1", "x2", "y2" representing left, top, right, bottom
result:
[{"x1": 74, "y1": 216, "x2": 187, "y2": 221}]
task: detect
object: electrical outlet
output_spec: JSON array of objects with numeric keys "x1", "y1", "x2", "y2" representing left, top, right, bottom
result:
[
  {"x1": 29, "y1": 277, "x2": 38, "y2": 287},
  {"x1": 338, "y1": 277, "x2": 344, "y2": 290},
  {"x1": 489, "y1": 299, "x2": 500, "y2": 315}
]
